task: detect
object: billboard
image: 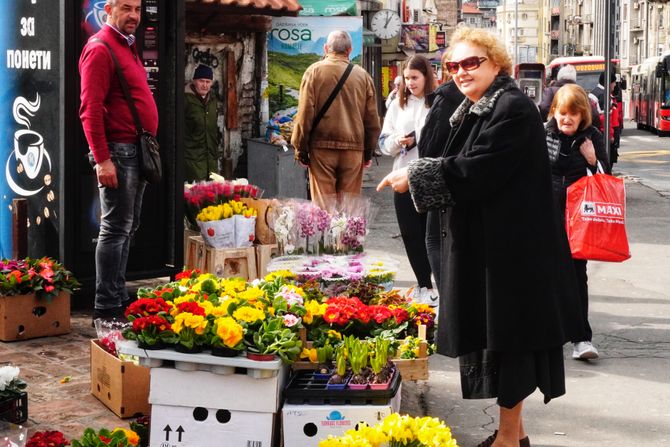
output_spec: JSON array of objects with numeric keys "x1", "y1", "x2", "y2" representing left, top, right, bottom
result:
[
  {"x1": 267, "y1": 17, "x2": 363, "y2": 117},
  {"x1": 0, "y1": 1, "x2": 61, "y2": 258}
]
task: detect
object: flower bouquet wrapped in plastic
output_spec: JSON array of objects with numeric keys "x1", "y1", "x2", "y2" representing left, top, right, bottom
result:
[{"x1": 322, "y1": 193, "x2": 378, "y2": 254}]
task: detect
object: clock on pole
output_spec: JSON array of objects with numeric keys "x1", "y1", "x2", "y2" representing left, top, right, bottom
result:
[{"x1": 370, "y1": 9, "x2": 402, "y2": 40}]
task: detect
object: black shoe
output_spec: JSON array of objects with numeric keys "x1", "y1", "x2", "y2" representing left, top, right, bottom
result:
[{"x1": 476, "y1": 430, "x2": 531, "y2": 447}]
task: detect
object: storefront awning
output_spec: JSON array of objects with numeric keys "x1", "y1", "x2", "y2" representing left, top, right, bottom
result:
[{"x1": 186, "y1": 0, "x2": 302, "y2": 17}]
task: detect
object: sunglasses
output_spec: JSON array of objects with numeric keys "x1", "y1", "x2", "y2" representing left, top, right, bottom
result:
[{"x1": 444, "y1": 56, "x2": 488, "y2": 74}]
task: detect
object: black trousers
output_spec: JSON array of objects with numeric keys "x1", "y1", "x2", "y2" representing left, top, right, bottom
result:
[
  {"x1": 394, "y1": 191, "x2": 432, "y2": 288},
  {"x1": 573, "y1": 258, "x2": 592, "y2": 341},
  {"x1": 425, "y1": 209, "x2": 441, "y2": 288}
]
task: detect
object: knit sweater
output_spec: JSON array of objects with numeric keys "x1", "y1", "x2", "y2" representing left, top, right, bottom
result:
[
  {"x1": 79, "y1": 25, "x2": 158, "y2": 163},
  {"x1": 380, "y1": 95, "x2": 430, "y2": 171}
]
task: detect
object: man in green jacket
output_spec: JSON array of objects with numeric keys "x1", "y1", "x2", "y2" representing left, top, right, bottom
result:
[{"x1": 184, "y1": 63, "x2": 220, "y2": 182}]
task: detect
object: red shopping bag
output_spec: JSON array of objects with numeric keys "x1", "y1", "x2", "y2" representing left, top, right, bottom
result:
[{"x1": 565, "y1": 169, "x2": 631, "y2": 262}]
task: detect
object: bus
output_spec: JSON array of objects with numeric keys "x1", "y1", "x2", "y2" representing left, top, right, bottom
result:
[
  {"x1": 548, "y1": 56, "x2": 621, "y2": 92},
  {"x1": 630, "y1": 53, "x2": 670, "y2": 136}
]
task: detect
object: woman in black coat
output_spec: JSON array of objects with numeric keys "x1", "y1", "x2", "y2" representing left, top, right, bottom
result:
[
  {"x1": 545, "y1": 83, "x2": 610, "y2": 361},
  {"x1": 378, "y1": 27, "x2": 583, "y2": 447}
]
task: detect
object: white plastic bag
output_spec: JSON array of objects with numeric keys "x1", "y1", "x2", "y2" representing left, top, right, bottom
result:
[
  {"x1": 234, "y1": 215, "x2": 256, "y2": 248},
  {"x1": 198, "y1": 218, "x2": 235, "y2": 248}
]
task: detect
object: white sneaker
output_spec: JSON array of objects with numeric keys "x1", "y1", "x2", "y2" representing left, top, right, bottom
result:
[
  {"x1": 572, "y1": 341, "x2": 599, "y2": 360},
  {"x1": 412, "y1": 287, "x2": 439, "y2": 308}
]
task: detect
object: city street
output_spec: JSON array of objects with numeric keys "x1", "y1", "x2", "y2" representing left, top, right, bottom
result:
[{"x1": 364, "y1": 121, "x2": 670, "y2": 446}]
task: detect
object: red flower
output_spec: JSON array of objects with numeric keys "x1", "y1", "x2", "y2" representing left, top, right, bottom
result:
[
  {"x1": 27, "y1": 430, "x2": 70, "y2": 447},
  {"x1": 368, "y1": 305, "x2": 393, "y2": 324},
  {"x1": 7, "y1": 270, "x2": 22, "y2": 283},
  {"x1": 323, "y1": 296, "x2": 369, "y2": 326},
  {"x1": 132, "y1": 315, "x2": 171, "y2": 332},
  {"x1": 175, "y1": 301, "x2": 206, "y2": 316},
  {"x1": 175, "y1": 269, "x2": 200, "y2": 280},
  {"x1": 125, "y1": 297, "x2": 171, "y2": 317}
]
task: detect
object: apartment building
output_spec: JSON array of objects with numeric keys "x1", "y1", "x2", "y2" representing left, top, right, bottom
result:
[{"x1": 496, "y1": 0, "x2": 545, "y2": 63}]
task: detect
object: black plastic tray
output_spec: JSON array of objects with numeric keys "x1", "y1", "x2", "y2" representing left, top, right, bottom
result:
[
  {"x1": 284, "y1": 369, "x2": 401, "y2": 405},
  {"x1": 0, "y1": 391, "x2": 28, "y2": 424}
]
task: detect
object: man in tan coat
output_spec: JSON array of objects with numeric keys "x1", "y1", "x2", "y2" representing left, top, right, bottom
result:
[{"x1": 291, "y1": 30, "x2": 381, "y2": 208}]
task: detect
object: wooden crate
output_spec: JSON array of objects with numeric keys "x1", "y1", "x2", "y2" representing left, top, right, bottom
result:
[
  {"x1": 0, "y1": 292, "x2": 71, "y2": 341},
  {"x1": 184, "y1": 228, "x2": 200, "y2": 264},
  {"x1": 393, "y1": 357, "x2": 429, "y2": 381},
  {"x1": 202, "y1": 245, "x2": 258, "y2": 280},
  {"x1": 255, "y1": 243, "x2": 279, "y2": 278},
  {"x1": 184, "y1": 235, "x2": 206, "y2": 271}
]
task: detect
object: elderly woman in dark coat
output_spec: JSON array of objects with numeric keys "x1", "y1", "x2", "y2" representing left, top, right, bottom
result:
[{"x1": 378, "y1": 27, "x2": 583, "y2": 447}]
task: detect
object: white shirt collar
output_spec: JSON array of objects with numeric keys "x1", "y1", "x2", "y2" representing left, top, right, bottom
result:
[{"x1": 105, "y1": 23, "x2": 135, "y2": 47}]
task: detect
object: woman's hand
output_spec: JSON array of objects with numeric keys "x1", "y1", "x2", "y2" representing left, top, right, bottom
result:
[
  {"x1": 377, "y1": 166, "x2": 409, "y2": 193},
  {"x1": 579, "y1": 138, "x2": 597, "y2": 166},
  {"x1": 396, "y1": 135, "x2": 415, "y2": 149}
]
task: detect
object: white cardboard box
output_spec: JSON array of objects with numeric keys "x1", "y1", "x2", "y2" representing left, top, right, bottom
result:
[
  {"x1": 150, "y1": 403, "x2": 275, "y2": 447},
  {"x1": 149, "y1": 366, "x2": 287, "y2": 413},
  {"x1": 282, "y1": 388, "x2": 402, "y2": 447}
]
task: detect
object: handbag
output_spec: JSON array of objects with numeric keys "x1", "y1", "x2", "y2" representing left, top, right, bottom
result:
[
  {"x1": 294, "y1": 63, "x2": 354, "y2": 164},
  {"x1": 92, "y1": 38, "x2": 162, "y2": 184},
  {"x1": 565, "y1": 162, "x2": 631, "y2": 262}
]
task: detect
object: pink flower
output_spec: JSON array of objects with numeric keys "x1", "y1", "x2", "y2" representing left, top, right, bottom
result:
[{"x1": 282, "y1": 314, "x2": 301, "y2": 327}]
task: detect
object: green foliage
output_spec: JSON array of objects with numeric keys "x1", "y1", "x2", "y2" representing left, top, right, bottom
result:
[
  {"x1": 370, "y1": 337, "x2": 392, "y2": 375},
  {"x1": 316, "y1": 341, "x2": 334, "y2": 364},
  {"x1": 70, "y1": 428, "x2": 131, "y2": 447},
  {"x1": 344, "y1": 335, "x2": 368, "y2": 375},
  {"x1": 335, "y1": 344, "x2": 348, "y2": 376},
  {"x1": 0, "y1": 257, "x2": 80, "y2": 301},
  {"x1": 245, "y1": 317, "x2": 302, "y2": 364}
]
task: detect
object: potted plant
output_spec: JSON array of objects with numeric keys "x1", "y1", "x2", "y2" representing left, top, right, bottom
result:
[
  {"x1": 345, "y1": 336, "x2": 369, "y2": 390},
  {"x1": 313, "y1": 341, "x2": 335, "y2": 379},
  {"x1": 326, "y1": 345, "x2": 350, "y2": 390},
  {"x1": 244, "y1": 317, "x2": 302, "y2": 364},
  {"x1": 123, "y1": 315, "x2": 176, "y2": 350},
  {"x1": 369, "y1": 337, "x2": 394, "y2": 390},
  {"x1": 129, "y1": 416, "x2": 150, "y2": 447},
  {"x1": 0, "y1": 365, "x2": 27, "y2": 424},
  {"x1": 70, "y1": 427, "x2": 139, "y2": 447},
  {"x1": 0, "y1": 257, "x2": 80, "y2": 301},
  {"x1": 169, "y1": 301, "x2": 210, "y2": 353},
  {"x1": 210, "y1": 316, "x2": 245, "y2": 357}
]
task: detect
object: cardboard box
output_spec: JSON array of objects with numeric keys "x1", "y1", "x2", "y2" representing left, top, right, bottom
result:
[
  {"x1": 282, "y1": 388, "x2": 402, "y2": 447},
  {"x1": 149, "y1": 366, "x2": 287, "y2": 413},
  {"x1": 0, "y1": 292, "x2": 70, "y2": 341},
  {"x1": 150, "y1": 404, "x2": 276, "y2": 447},
  {"x1": 90, "y1": 339, "x2": 151, "y2": 418}
]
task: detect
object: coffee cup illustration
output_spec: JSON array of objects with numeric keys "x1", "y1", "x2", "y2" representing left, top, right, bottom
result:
[
  {"x1": 14, "y1": 129, "x2": 46, "y2": 180},
  {"x1": 85, "y1": 1, "x2": 108, "y2": 32}
]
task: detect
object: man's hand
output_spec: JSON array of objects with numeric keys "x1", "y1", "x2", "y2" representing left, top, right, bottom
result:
[
  {"x1": 96, "y1": 158, "x2": 118, "y2": 188},
  {"x1": 376, "y1": 166, "x2": 409, "y2": 193},
  {"x1": 363, "y1": 159, "x2": 372, "y2": 169}
]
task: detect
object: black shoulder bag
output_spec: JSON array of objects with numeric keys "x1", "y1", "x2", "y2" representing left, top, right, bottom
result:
[
  {"x1": 92, "y1": 38, "x2": 162, "y2": 184},
  {"x1": 296, "y1": 63, "x2": 354, "y2": 165}
]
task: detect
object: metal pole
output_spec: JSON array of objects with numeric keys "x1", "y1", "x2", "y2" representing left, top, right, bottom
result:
[
  {"x1": 604, "y1": 0, "x2": 612, "y2": 164},
  {"x1": 514, "y1": 0, "x2": 518, "y2": 65}
]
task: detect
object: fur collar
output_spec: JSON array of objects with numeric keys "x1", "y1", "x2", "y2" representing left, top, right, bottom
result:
[{"x1": 449, "y1": 75, "x2": 517, "y2": 127}]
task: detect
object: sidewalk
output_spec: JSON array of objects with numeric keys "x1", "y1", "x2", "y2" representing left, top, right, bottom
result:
[{"x1": 2, "y1": 155, "x2": 669, "y2": 446}]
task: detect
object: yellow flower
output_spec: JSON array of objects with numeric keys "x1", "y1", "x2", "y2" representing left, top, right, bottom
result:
[
  {"x1": 199, "y1": 300, "x2": 214, "y2": 315},
  {"x1": 300, "y1": 347, "x2": 318, "y2": 363},
  {"x1": 112, "y1": 428, "x2": 139, "y2": 446},
  {"x1": 172, "y1": 313, "x2": 208, "y2": 334},
  {"x1": 303, "y1": 300, "x2": 327, "y2": 324},
  {"x1": 215, "y1": 317, "x2": 244, "y2": 348},
  {"x1": 238, "y1": 287, "x2": 266, "y2": 302},
  {"x1": 232, "y1": 306, "x2": 265, "y2": 324},
  {"x1": 264, "y1": 270, "x2": 295, "y2": 281},
  {"x1": 220, "y1": 278, "x2": 247, "y2": 295},
  {"x1": 327, "y1": 330, "x2": 342, "y2": 341},
  {"x1": 209, "y1": 304, "x2": 230, "y2": 318}
]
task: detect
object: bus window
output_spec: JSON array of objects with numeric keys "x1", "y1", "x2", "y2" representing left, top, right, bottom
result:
[
  {"x1": 664, "y1": 72, "x2": 670, "y2": 107},
  {"x1": 577, "y1": 73, "x2": 601, "y2": 92}
]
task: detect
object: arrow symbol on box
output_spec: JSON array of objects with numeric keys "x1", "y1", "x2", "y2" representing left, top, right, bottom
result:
[
  {"x1": 163, "y1": 425, "x2": 172, "y2": 441},
  {"x1": 176, "y1": 426, "x2": 185, "y2": 442}
]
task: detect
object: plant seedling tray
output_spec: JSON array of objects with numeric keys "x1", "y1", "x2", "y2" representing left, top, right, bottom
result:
[{"x1": 284, "y1": 369, "x2": 401, "y2": 405}]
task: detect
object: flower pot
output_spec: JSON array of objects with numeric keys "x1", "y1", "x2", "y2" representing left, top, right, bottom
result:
[
  {"x1": 137, "y1": 340, "x2": 165, "y2": 350},
  {"x1": 325, "y1": 374, "x2": 350, "y2": 390},
  {"x1": 346, "y1": 380, "x2": 369, "y2": 390},
  {"x1": 174, "y1": 344, "x2": 204, "y2": 354},
  {"x1": 369, "y1": 370, "x2": 394, "y2": 390},
  {"x1": 211, "y1": 346, "x2": 242, "y2": 357},
  {"x1": 246, "y1": 352, "x2": 277, "y2": 361}
]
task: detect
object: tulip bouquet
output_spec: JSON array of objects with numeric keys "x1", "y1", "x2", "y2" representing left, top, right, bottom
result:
[
  {"x1": 318, "y1": 413, "x2": 459, "y2": 447},
  {"x1": 197, "y1": 199, "x2": 258, "y2": 248},
  {"x1": 184, "y1": 175, "x2": 262, "y2": 231}
]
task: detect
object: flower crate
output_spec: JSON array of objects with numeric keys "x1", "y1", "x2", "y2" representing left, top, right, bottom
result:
[
  {"x1": 393, "y1": 338, "x2": 429, "y2": 381},
  {"x1": 255, "y1": 243, "x2": 278, "y2": 278},
  {"x1": 284, "y1": 369, "x2": 401, "y2": 405},
  {"x1": 0, "y1": 292, "x2": 70, "y2": 341},
  {"x1": 0, "y1": 391, "x2": 28, "y2": 424},
  {"x1": 183, "y1": 228, "x2": 200, "y2": 267},
  {"x1": 184, "y1": 236, "x2": 258, "y2": 280},
  {"x1": 90, "y1": 339, "x2": 151, "y2": 418}
]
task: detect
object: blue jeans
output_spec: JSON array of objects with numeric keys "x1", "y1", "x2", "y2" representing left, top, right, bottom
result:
[{"x1": 93, "y1": 142, "x2": 146, "y2": 311}]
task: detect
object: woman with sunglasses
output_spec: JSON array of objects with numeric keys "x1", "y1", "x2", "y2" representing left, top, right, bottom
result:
[
  {"x1": 379, "y1": 55, "x2": 438, "y2": 306},
  {"x1": 378, "y1": 27, "x2": 583, "y2": 447},
  {"x1": 546, "y1": 84, "x2": 609, "y2": 362}
]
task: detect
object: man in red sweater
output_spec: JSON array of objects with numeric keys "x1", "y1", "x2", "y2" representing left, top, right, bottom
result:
[{"x1": 79, "y1": 0, "x2": 158, "y2": 320}]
